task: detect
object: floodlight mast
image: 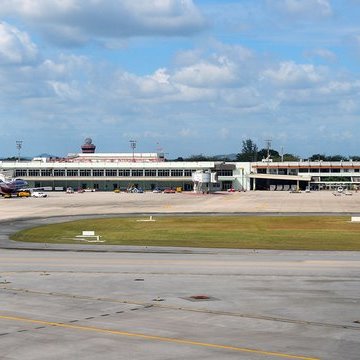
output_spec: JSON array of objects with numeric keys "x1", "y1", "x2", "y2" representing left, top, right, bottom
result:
[
  {"x1": 16, "y1": 140, "x2": 23, "y2": 162},
  {"x1": 265, "y1": 139, "x2": 272, "y2": 160},
  {"x1": 129, "y1": 140, "x2": 137, "y2": 162}
]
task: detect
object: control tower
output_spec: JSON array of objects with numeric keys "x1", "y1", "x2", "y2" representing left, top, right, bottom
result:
[{"x1": 81, "y1": 138, "x2": 96, "y2": 153}]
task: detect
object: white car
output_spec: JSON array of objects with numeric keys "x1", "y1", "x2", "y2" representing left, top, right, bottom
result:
[{"x1": 32, "y1": 191, "x2": 48, "y2": 198}]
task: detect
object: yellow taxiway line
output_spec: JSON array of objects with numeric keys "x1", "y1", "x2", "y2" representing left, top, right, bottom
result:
[{"x1": 0, "y1": 314, "x2": 320, "y2": 360}]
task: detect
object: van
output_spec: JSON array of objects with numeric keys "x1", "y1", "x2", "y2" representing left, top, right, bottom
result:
[{"x1": 17, "y1": 191, "x2": 31, "y2": 197}]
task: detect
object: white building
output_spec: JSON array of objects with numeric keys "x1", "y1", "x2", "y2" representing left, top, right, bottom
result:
[
  {"x1": 0, "y1": 152, "x2": 247, "y2": 192},
  {"x1": 1, "y1": 149, "x2": 360, "y2": 192}
]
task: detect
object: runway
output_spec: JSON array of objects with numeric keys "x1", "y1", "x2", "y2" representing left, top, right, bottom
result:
[
  {"x1": 0, "y1": 191, "x2": 360, "y2": 359},
  {"x1": 1, "y1": 249, "x2": 360, "y2": 359}
]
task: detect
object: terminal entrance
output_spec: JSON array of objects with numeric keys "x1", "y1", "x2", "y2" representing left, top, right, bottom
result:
[
  {"x1": 221, "y1": 181, "x2": 233, "y2": 191},
  {"x1": 251, "y1": 178, "x2": 308, "y2": 191}
]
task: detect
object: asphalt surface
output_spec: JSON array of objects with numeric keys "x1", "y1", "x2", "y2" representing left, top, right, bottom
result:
[{"x1": 0, "y1": 191, "x2": 360, "y2": 359}]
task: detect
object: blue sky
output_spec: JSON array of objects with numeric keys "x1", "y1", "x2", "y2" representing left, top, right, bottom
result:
[{"x1": 0, "y1": 0, "x2": 360, "y2": 158}]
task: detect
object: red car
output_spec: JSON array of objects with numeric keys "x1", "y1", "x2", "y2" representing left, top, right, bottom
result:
[{"x1": 163, "y1": 188, "x2": 176, "y2": 193}]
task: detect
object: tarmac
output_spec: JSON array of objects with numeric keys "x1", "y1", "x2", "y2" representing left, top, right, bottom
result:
[
  {"x1": 0, "y1": 191, "x2": 360, "y2": 359},
  {"x1": 2, "y1": 190, "x2": 360, "y2": 222}
]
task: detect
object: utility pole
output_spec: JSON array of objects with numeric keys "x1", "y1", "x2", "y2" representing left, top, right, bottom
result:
[
  {"x1": 16, "y1": 140, "x2": 23, "y2": 162},
  {"x1": 264, "y1": 139, "x2": 272, "y2": 178},
  {"x1": 129, "y1": 140, "x2": 137, "y2": 162}
]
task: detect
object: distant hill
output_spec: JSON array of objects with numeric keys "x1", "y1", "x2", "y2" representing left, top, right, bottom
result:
[
  {"x1": 212, "y1": 153, "x2": 238, "y2": 161},
  {"x1": 0, "y1": 153, "x2": 59, "y2": 161},
  {"x1": 170, "y1": 153, "x2": 238, "y2": 161},
  {"x1": 36, "y1": 153, "x2": 59, "y2": 158},
  {"x1": 0, "y1": 156, "x2": 32, "y2": 161}
]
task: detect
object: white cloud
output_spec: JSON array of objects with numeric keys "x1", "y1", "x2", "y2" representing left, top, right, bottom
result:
[
  {"x1": 40, "y1": 55, "x2": 90, "y2": 78},
  {"x1": 173, "y1": 48, "x2": 205, "y2": 67},
  {"x1": 221, "y1": 88, "x2": 261, "y2": 109},
  {"x1": 262, "y1": 61, "x2": 326, "y2": 88},
  {"x1": 304, "y1": 48, "x2": 337, "y2": 62},
  {"x1": 338, "y1": 99, "x2": 359, "y2": 113},
  {"x1": 179, "y1": 128, "x2": 197, "y2": 137},
  {"x1": 47, "y1": 81, "x2": 82, "y2": 100},
  {"x1": 0, "y1": 22, "x2": 38, "y2": 65},
  {"x1": 115, "y1": 69, "x2": 177, "y2": 99},
  {"x1": 173, "y1": 59, "x2": 238, "y2": 88},
  {"x1": 0, "y1": 0, "x2": 206, "y2": 46},
  {"x1": 268, "y1": 0, "x2": 332, "y2": 20},
  {"x1": 211, "y1": 41, "x2": 254, "y2": 62}
]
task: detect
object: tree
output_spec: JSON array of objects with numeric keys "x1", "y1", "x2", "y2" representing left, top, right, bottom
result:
[
  {"x1": 236, "y1": 139, "x2": 258, "y2": 162},
  {"x1": 326, "y1": 155, "x2": 348, "y2": 161},
  {"x1": 309, "y1": 154, "x2": 327, "y2": 161},
  {"x1": 185, "y1": 154, "x2": 210, "y2": 161},
  {"x1": 282, "y1": 153, "x2": 300, "y2": 161},
  {"x1": 309, "y1": 154, "x2": 349, "y2": 161},
  {"x1": 257, "y1": 148, "x2": 280, "y2": 161}
]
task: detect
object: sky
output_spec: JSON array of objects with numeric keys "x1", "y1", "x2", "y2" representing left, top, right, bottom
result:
[{"x1": 1, "y1": 0, "x2": 360, "y2": 159}]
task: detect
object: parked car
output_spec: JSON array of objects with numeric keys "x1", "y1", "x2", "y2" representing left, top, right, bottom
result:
[
  {"x1": 17, "y1": 190, "x2": 31, "y2": 197},
  {"x1": 32, "y1": 191, "x2": 48, "y2": 198},
  {"x1": 163, "y1": 188, "x2": 176, "y2": 193},
  {"x1": 128, "y1": 187, "x2": 143, "y2": 193},
  {"x1": 152, "y1": 188, "x2": 162, "y2": 193}
]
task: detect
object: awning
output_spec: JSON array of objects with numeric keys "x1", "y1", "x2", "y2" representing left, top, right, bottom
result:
[{"x1": 248, "y1": 173, "x2": 312, "y2": 181}]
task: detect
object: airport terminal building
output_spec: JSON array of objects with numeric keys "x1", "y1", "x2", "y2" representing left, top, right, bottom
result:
[
  {"x1": 1, "y1": 140, "x2": 360, "y2": 192},
  {"x1": 0, "y1": 151, "x2": 248, "y2": 192}
]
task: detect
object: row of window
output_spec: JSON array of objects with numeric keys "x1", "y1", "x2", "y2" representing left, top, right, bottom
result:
[
  {"x1": 298, "y1": 168, "x2": 360, "y2": 173},
  {"x1": 257, "y1": 168, "x2": 360, "y2": 175},
  {"x1": 14, "y1": 168, "x2": 233, "y2": 177}
]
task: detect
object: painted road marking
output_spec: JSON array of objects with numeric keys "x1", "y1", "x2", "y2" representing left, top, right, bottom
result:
[{"x1": 0, "y1": 314, "x2": 319, "y2": 360}]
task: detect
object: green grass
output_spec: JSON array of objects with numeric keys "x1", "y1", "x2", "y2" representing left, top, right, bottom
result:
[{"x1": 10, "y1": 216, "x2": 360, "y2": 251}]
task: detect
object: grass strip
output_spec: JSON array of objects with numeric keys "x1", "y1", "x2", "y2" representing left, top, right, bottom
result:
[{"x1": 10, "y1": 216, "x2": 360, "y2": 251}]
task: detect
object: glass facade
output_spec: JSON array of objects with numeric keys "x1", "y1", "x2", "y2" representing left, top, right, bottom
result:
[
  {"x1": 119, "y1": 169, "x2": 130, "y2": 176},
  {"x1": 66, "y1": 169, "x2": 78, "y2": 177},
  {"x1": 171, "y1": 169, "x2": 183, "y2": 177},
  {"x1": 28, "y1": 169, "x2": 40, "y2": 176},
  {"x1": 105, "y1": 169, "x2": 117, "y2": 176},
  {"x1": 145, "y1": 169, "x2": 157, "y2": 177},
  {"x1": 93, "y1": 169, "x2": 104, "y2": 176},
  {"x1": 41, "y1": 169, "x2": 52, "y2": 176},
  {"x1": 15, "y1": 169, "x2": 27, "y2": 177},
  {"x1": 54, "y1": 169, "x2": 65, "y2": 176},
  {"x1": 131, "y1": 169, "x2": 144, "y2": 177},
  {"x1": 158, "y1": 169, "x2": 170, "y2": 177},
  {"x1": 217, "y1": 169, "x2": 233, "y2": 176},
  {"x1": 79, "y1": 169, "x2": 91, "y2": 177}
]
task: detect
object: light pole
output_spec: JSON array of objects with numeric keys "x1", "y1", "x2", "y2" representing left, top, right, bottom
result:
[
  {"x1": 129, "y1": 140, "x2": 137, "y2": 162},
  {"x1": 16, "y1": 140, "x2": 23, "y2": 162}
]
